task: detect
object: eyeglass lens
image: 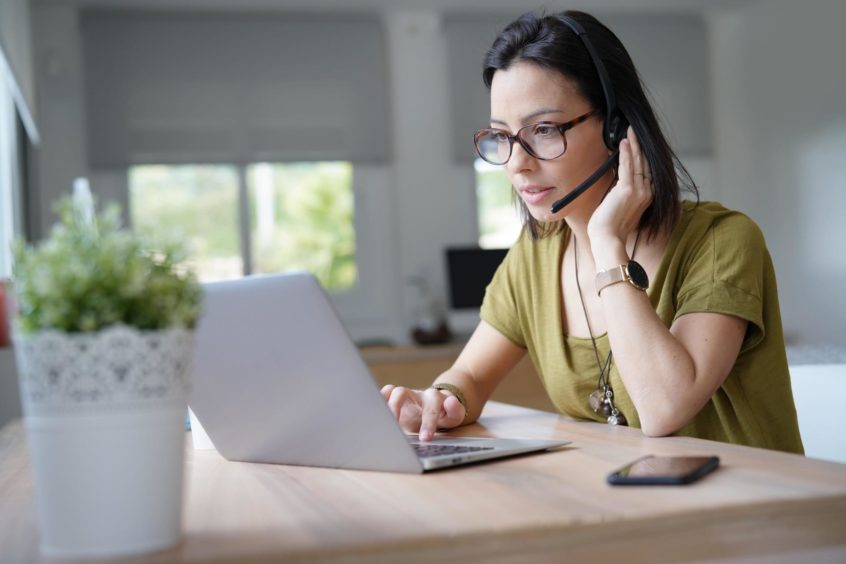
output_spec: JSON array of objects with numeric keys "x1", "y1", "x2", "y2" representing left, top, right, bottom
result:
[{"x1": 476, "y1": 123, "x2": 567, "y2": 165}]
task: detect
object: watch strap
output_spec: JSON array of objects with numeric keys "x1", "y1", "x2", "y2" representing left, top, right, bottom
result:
[
  {"x1": 595, "y1": 261, "x2": 649, "y2": 296},
  {"x1": 595, "y1": 265, "x2": 628, "y2": 296}
]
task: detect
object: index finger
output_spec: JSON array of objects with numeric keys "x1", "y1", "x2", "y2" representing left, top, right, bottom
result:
[{"x1": 418, "y1": 388, "x2": 445, "y2": 442}]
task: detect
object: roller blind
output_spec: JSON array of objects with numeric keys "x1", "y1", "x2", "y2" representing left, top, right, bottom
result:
[
  {"x1": 445, "y1": 13, "x2": 712, "y2": 161},
  {"x1": 0, "y1": 0, "x2": 39, "y2": 144},
  {"x1": 82, "y1": 11, "x2": 390, "y2": 167}
]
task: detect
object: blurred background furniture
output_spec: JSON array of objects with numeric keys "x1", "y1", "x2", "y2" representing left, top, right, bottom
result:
[{"x1": 788, "y1": 345, "x2": 846, "y2": 464}]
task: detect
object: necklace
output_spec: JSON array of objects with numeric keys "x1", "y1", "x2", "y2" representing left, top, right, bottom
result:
[{"x1": 572, "y1": 231, "x2": 641, "y2": 426}]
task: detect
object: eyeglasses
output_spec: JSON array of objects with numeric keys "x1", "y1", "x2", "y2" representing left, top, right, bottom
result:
[{"x1": 473, "y1": 110, "x2": 597, "y2": 166}]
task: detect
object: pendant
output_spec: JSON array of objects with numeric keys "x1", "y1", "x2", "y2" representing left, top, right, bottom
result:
[
  {"x1": 603, "y1": 387, "x2": 628, "y2": 426},
  {"x1": 589, "y1": 390, "x2": 604, "y2": 412},
  {"x1": 607, "y1": 410, "x2": 628, "y2": 426},
  {"x1": 590, "y1": 388, "x2": 615, "y2": 417}
]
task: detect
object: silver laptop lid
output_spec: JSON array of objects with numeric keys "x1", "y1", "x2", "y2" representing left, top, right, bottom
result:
[{"x1": 189, "y1": 272, "x2": 424, "y2": 473}]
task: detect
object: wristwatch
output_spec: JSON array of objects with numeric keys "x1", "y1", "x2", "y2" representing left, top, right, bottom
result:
[{"x1": 595, "y1": 260, "x2": 649, "y2": 296}]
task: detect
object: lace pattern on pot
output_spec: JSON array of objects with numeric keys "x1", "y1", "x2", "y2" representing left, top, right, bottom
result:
[{"x1": 14, "y1": 324, "x2": 193, "y2": 410}]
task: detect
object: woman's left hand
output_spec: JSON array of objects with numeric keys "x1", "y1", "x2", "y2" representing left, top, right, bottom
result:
[{"x1": 587, "y1": 126, "x2": 653, "y2": 251}]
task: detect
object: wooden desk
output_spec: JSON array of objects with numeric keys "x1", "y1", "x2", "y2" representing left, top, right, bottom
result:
[{"x1": 2, "y1": 402, "x2": 845, "y2": 563}]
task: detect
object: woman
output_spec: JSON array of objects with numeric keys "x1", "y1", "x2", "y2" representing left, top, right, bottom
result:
[{"x1": 381, "y1": 10, "x2": 803, "y2": 453}]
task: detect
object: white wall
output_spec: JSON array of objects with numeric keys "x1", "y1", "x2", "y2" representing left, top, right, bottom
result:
[
  {"x1": 383, "y1": 11, "x2": 480, "y2": 334},
  {"x1": 29, "y1": 2, "x2": 88, "y2": 238},
  {"x1": 26, "y1": 0, "x2": 844, "y2": 347},
  {"x1": 708, "y1": 0, "x2": 846, "y2": 345}
]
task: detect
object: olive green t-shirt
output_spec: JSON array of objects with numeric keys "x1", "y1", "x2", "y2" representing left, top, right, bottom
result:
[{"x1": 480, "y1": 201, "x2": 803, "y2": 454}]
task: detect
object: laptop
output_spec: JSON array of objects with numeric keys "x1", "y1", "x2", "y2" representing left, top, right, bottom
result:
[{"x1": 188, "y1": 272, "x2": 569, "y2": 473}]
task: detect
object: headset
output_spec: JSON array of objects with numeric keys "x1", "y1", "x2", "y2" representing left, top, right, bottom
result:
[{"x1": 549, "y1": 15, "x2": 629, "y2": 214}]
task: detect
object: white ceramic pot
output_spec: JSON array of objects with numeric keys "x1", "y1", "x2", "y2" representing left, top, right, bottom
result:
[{"x1": 13, "y1": 324, "x2": 194, "y2": 558}]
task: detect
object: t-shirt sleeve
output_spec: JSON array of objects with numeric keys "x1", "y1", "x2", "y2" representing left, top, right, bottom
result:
[
  {"x1": 479, "y1": 233, "x2": 528, "y2": 348},
  {"x1": 674, "y1": 213, "x2": 767, "y2": 353}
]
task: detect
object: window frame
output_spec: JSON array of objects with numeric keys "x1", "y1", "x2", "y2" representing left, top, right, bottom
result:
[{"x1": 0, "y1": 68, "x2": 23, "y2": 279}]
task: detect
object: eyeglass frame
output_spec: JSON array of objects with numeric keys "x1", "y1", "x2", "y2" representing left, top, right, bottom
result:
[{"x1": 473, "y1": 110, "x2": 598, "y2": 165}]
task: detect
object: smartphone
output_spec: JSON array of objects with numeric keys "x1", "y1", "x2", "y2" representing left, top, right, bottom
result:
[{"x1": 607, "y1": 455, "x2": 720, "y2": 485}]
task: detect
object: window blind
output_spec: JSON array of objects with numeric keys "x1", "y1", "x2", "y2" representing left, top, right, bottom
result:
[{"x1": 82, "y1": 11, "x2": 390, "y2": 167}]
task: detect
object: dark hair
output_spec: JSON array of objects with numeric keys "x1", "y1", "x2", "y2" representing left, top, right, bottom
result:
[{"x1": 482, "y1": 10, "x2": 698, "y2": 240}]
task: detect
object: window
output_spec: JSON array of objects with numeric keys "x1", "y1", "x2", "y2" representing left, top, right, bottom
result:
[
  {"x1": 130, "y1": 165, "x2": 242, "y2": 281},
  {"x1": 247, "y1": 162, "x2": 356, "y2": 290},
  {"x1": 474, "y1": 158, "x2": 521, "y2": 249},
  {"x1": 0, "y1": 70, "x2": 18, "y2": 278},
  {"x1": 129, "y1": 162, "x2": 356, "y2": 291}
]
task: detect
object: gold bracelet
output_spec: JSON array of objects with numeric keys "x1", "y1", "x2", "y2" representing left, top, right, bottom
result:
[{"x1": 430, "y1": 383, "x2": 469, "y2": 418}]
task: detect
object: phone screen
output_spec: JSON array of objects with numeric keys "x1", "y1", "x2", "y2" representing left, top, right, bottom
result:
[{"x1": 608, "y1": 455, "x2": 720, "y2": 485}]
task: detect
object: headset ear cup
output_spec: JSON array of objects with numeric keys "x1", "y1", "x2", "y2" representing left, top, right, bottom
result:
[
  {"x1": 603, "y1": 117, "x2": 617, "y2": 150},
  {"x1": 605, "y1": 112, "x2": 628, "y2": 150},
  {"x1": 616, "y1": 114, "x2": 630, "y2": 146}
]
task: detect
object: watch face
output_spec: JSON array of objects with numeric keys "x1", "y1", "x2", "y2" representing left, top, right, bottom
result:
[{"x1": 626, "y1": 260, "x2": 649, "y2": 290}]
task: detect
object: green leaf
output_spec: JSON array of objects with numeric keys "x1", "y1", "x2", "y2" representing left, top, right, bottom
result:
[{"x1": 11, "y1": 196, "x2": 201, "y2": 334}]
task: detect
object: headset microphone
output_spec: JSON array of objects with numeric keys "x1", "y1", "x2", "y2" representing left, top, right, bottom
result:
[
  {"x1": 549, "y1": 148, "x2": 618, "y2": 214},
  {"x1": 549, "y1": 15, "x2": 628, "y2": 215}
]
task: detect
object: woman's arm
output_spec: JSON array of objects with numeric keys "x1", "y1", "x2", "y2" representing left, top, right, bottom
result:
[
  {"x1": 589, "y1": 128, "x2": 747, "y2": 436},
  {"x1": 382, "y1": 320, "x2": 526, "y2": 440},
  {"x1": 592, "y1": 274, "x2": 746, "y2": 435}
]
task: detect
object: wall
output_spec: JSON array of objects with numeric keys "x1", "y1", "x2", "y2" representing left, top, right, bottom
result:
[
  {"x1": 384, "y1": 12, "x2": 481, "y2": 336},
  {"x1": 708, "y1": 0, "x2": 846, "y2": 345},
  {"x1": 29, "y1": 2, "x2": 88, "y2": 238}
]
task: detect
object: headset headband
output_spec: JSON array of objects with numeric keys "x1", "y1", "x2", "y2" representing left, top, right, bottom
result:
[{"x1": 556, "y1": 15, "x2": 624, "y2": 150}]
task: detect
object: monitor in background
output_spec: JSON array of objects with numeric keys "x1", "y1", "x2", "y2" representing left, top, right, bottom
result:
[{"x1": 445, "y1": 247, "x2": 508, "y2": 334}]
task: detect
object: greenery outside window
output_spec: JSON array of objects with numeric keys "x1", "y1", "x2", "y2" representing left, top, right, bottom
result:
[
  {"x1": 474, "y1": 158, "x2": 521, "y2": 249},
  {"x1": 247, "y1": 162, "x2": 356, "y2": 290},
  {"x1": 129, "y1": 162, "x2": 357, "y2": 291}
]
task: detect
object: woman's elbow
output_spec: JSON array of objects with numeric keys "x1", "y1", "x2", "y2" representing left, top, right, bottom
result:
[
  {"x1": 638, "y1": 413, "x2": 685, "y2": 438},
  {"x1": 635, "y1": 391, "x2": 708, "y2": 437}
]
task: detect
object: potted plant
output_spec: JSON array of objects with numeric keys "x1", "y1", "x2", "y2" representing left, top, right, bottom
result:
[{"x1": 10, "y1": 182, "x2": 201, "y2": 558}]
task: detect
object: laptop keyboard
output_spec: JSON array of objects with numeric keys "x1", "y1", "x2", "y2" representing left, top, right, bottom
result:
[{"x1": 411, "y1": 443, "x2": 495, "y2": 459}]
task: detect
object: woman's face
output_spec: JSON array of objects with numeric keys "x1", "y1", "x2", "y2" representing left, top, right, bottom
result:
[{"x1": 489, "y1": 61, "x2": 611, "y2": 223}]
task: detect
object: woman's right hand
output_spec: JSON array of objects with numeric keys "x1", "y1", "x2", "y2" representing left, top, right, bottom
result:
[{"x1": 380, "y1": 385, "x2": 466, "y2": 441}]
